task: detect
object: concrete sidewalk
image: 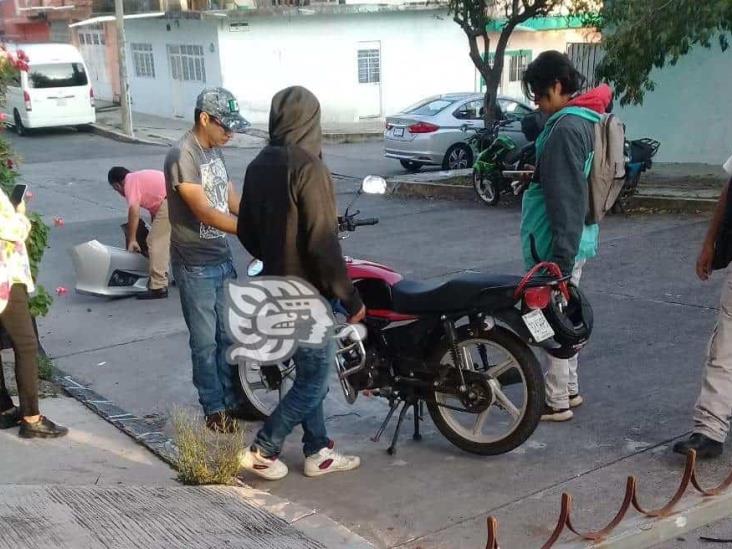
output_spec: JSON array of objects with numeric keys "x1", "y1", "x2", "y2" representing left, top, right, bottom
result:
[
  {"x1": 0, "y1": 396, "x2": 372, "y2": 548},
  {"x1": 93, "y1": 102, "x2": 384, "y2": 148}
]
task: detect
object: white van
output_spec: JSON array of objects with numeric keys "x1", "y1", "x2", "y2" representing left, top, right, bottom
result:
[{"x1": 3, "y1": 43, "x2": 96, "y2": 135}]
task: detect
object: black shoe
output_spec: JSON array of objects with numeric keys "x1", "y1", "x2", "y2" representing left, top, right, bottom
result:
[
  {"x1": 19, "y1": 416, "x2": 69, "y2": 439},
  {"x1": 227, "y1": 404, "x2": 252, "y2": 421},
  {"x1": 205, "y1": 412, "x2": 238, "y2": 434},
  {"x1": 0, "y1": 407, "x2": 20, "y2": 429},
  {"x1": 136, "y1": 288, "x2": 168, "y2": 300},
  {"x1": 673, "y1": 433, "x2": 723, "y2": 459}
]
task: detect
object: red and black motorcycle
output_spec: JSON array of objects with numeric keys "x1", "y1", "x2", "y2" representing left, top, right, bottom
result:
[{"x1": 237, "y1": 177, "x2": 592, "y2": 456}]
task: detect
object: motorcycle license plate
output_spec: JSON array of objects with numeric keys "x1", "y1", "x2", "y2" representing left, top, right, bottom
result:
[
  {"x1": 522, "y1": 309, "x2": 555, "y2": 342},
  {"x1": 393, "y1": 127, "x2": 404, "y2": 137}
]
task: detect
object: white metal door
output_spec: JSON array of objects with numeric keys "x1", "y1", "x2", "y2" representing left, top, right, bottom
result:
[
  {"x1": 78, "y1": 28, "x2": 113, "y2": 101},
  {"x1": 356, "y1": 42, "x2": 382, "y2": 119},
  {"x1": 167, "y1": 44, "x2": 207, "y2": 119}
]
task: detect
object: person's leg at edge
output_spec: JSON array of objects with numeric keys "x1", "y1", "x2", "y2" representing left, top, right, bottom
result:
[
  {"x1": 214, "y1": 260, "x2": 243, "y2": 412},
  {"x1": 173, "y1": 263, "x2": 229, "y2": 428},
  {"x1": 675, "y1": 269, "x2": 732, "y2": 459},
  {"x1": 1, "y1": 285, "x2": 67, "y2": 437}
]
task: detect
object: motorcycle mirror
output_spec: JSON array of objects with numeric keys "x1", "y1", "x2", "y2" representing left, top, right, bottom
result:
[
  {"x1": 247, "y1": 259, "x2": 263, "y2": 277},
  {"x1": 361, "y1": 175, "x2": 387, "y2": 195}
]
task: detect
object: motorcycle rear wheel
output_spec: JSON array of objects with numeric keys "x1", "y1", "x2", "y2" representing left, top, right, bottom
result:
[
  {"x1": 426, "y1": 326, "x2": 543, "y2": 455},
  {"x1": 236, "y1": 360, "x2": 295, "y2": 420}
]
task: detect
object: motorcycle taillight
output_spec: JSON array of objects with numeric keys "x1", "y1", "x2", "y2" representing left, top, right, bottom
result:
[{"x1": 523, "y1": 286, "x2": 552, "y2": 310}]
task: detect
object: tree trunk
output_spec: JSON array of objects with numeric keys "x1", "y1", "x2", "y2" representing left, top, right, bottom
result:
[{"x1": 482, "y1": 69, "x2": 501, "y2": 127}]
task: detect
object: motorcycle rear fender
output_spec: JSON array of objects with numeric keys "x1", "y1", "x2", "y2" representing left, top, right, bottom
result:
[{"x1": 493, "y1": 307, "x2": 563, "y2": 354}]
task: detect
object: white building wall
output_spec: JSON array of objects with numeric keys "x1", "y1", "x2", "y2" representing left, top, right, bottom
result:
[
  {"x1": 217, "y1": 10, "x2": 477, "y2": 124},
  {"x1": 124, "y1": 18, "x2": 223, "y2": 120},
  {"x1": 615, "y1": 45, "x2": 732, "y2": 165}
]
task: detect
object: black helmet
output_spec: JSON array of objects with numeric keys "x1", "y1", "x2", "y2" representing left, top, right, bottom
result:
[{"x1": 541, "y1": 283, "x2": 593, "y2": 359}]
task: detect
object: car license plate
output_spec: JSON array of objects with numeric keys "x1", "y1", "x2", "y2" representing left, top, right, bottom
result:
[
  {"x1": 56, "y1": 98, "x2": 67, "y2": 107},
  {"x1": 522, "y1": 309, "x2": 555, "y2": 343},
  {"x1": 393, "y1": 127, "x2": 404, "y2": 137}
]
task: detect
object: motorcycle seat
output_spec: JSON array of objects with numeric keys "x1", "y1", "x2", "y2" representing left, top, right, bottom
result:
[{"x1": 391, "y1": 272, "x2": 527, "y2": 315}]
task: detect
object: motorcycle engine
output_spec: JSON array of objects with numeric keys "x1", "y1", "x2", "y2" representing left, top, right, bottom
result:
[{"x1": 334, "y1": 324, "x2": 388, "y2": 402}]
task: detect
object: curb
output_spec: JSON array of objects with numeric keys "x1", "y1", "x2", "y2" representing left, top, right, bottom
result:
[
  {"x1": 388, "y1": 171, "x2": 719, "y2": 213},
  {"x1": 90, "y1": 124, "x2": 169, "y2": 147},
  {"x1": 630, "y1": 194, "x2": 717, "y2": 212},
  {"x1": 51, "y1": 366, "x2": 373, "y2": 549},
  {"x1": 559, "y1": 487, "x2": 732, "y2": 548},
  {"x1": 389, "y1": 179, "x2": 477, "y2": 202}
]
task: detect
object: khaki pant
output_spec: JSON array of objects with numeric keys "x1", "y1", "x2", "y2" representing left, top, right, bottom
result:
[
  {"x1": 544, "y1": 260, "x2": 585, "y2": 409},
  {"x1": 694, "y1": 268, "x2": 732, "y2": 443},
  {"x1": 147, "y1": 199, "x2": 171, "y2": 290}
]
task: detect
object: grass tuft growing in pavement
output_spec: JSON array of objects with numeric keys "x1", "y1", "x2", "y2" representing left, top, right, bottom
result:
[
  {"x1": 172, "y1": 408, "x2": 247, "y2": 485},
  {"x1": 37, "y1": 355, "x2": 54, "y2": 381}
]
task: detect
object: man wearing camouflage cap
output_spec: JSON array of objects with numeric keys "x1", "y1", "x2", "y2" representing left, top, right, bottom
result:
[{"x1": 164, "y1": 87, "x2": 249, "y2": 433}]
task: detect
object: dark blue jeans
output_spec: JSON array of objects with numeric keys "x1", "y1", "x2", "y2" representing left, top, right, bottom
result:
[
  {"x1": 254, "y1": 337, "x2": 334, "y2": 458},
  {"x1": 173, "y1": 259, "x2": 242, "y2": 416}
]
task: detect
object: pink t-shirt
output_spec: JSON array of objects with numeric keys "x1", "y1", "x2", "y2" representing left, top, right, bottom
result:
[{"x1": 124, "y1": 170, "x2": 166, "y2": 217}]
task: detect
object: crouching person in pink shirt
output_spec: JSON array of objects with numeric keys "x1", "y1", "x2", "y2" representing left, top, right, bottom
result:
[{"x1": 108, "y1": 167, "x2": 171, "y2": 299}]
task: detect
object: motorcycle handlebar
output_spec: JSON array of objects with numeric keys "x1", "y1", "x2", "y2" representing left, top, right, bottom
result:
[{"x1": 353, "y1": 218, "x2": 379, "y2": 227}]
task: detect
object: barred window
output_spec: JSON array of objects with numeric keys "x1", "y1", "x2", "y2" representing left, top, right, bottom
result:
[
  {"x1": 132, "y1": 43, "x2": 155, "y2": 79},
  {"x1": 357, "y1": 49, "x2": 380, "y2": 84},
  {"x1": 167, "y1": 44, "x2": 206, "y2": 83}
]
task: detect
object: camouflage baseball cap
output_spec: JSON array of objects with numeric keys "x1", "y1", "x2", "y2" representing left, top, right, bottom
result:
[{"x1": 196, "y1": 87, "x2": 250, "y2": 133}]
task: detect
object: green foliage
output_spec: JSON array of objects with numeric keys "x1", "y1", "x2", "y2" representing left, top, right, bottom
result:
[
  {"x1": 448, "y1": 0, "x2": 599, "y2": 123},
  {"x1": 596, "y1": 0, "x2": 732, "y2": 105},
  {"x1": 37, "y1": 355, "x2": 54, "y2": 381},
  {"x1": 172, "y1": 408, "x2": 247, "y2": 486}
]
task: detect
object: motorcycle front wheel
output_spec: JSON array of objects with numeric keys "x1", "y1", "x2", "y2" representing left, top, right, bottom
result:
[
  {"x1": 236, "y1": 360, "x2": 296, "y2": 420},
  {"x1": 473, "y1": 169, "x2": 501, "y2": 206},
  {"x1": 426, "y1": 326, "x2": 543, "y2": 455}
]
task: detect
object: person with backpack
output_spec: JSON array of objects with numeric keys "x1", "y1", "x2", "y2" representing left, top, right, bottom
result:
[
  {"x1": 520, "y1": 51, "x2": 617, "y2": 422},
  {"x1": 673, "y1": 155, "x2": 732, "y2": 459}
]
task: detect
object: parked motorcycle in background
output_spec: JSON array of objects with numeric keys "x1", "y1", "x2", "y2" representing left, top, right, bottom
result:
[{"x1": 469, "y1": 109, "x2": 661, "y2": 212}]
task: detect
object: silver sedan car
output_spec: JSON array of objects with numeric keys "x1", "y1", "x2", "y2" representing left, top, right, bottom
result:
[{"x1": 384, "y1": 93, "x2": 535, "y2": 172}]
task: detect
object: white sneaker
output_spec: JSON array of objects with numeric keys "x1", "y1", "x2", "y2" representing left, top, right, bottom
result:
[
  {"x1": 304, "y1": 446, "x2": 361, "y2": 478},
  {"x1": 239, "y1": 447, "x2": 289, "y2": 481},
  {"x1": 569, "y1": 394, "x2": 584, "y2": 408}
]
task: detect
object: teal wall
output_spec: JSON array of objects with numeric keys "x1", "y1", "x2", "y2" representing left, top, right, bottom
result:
[{"x1": 616, "y1": 45, "x2": 732, "y2": 165}]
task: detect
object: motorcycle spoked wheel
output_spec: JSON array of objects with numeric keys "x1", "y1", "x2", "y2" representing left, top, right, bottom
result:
[
  {"x1": 473, "y1": 168, "x2": 501, "y2": 206},
  {"x1": 426, "y1": 326, "x2": 543, "y2": 455},
  {"x1": 236, "y1": 360, "x2": 296, "y2": 420}
]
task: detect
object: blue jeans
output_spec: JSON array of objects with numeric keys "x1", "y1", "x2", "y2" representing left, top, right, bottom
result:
[
  {"x1": 254, "y1": 337, "x2": 334, "y2": 458},
  {"x1": 173, "y1": 259, "x2": 242, "y2": 416}
]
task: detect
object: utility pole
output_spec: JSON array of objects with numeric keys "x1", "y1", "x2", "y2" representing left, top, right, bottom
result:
[{"x1": 114, "y1": 0, "x2": 134, "y2": 137}]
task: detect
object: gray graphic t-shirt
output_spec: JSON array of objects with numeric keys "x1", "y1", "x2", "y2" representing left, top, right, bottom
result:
[{"x1": 164, "y1": 131, "x2": 232, "y2": 266}]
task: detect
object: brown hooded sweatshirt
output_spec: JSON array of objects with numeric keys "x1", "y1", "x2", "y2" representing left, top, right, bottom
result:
[{"x1": 237, "y1": 86, "x2": 363, "y2": 315}]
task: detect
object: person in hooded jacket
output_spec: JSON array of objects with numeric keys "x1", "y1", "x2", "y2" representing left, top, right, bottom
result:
[
  {"x1": 236, "y1": 86, "x2": 365, "y2": 480},
  {"x1": 520, "y1": 51, "x2": 613, "y2": 422}
]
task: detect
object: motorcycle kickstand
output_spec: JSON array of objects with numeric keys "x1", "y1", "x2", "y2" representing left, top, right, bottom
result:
[
  {"x1": 413, "y1": 400, "x2": 424, "y2": 442},
  {"x1": 371, "y1": 398, "x2": 400, "y2": 443},
  {"x1": 387, "y1": 401, "x2": 411, "y2": 456}
]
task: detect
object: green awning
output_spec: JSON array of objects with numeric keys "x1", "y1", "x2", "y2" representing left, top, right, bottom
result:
[{"x1": 486, "y1": 15, "x2": 587, "y2": 33}]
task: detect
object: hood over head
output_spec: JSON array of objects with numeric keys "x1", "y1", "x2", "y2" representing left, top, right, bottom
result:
[
  {"x1": 269, "y1": 86, "x2": 322, "y2": 157},
  {"x1": 567, "y1": 84, "x2": 613, "y2": 114}
]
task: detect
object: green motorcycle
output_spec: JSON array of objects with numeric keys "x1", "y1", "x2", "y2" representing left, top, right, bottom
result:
[{"x1": 468, "y1": 118, "x2": 537, "y2": 206}]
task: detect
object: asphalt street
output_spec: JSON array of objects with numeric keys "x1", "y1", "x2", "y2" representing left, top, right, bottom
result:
[{"x1": 9, "y1": 127, "x2": 732, "y2": 548}]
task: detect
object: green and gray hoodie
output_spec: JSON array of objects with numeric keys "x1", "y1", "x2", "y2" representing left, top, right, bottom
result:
[{"x1": 520, "y1": 87, "x2": 611, "y2": 274}]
